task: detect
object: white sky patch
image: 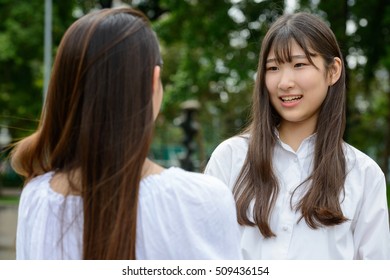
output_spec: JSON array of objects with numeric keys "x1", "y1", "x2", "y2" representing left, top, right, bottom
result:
[
  {"x1": 228, "y1": 5, "x2": 246, "y2": 24},
  {"x1": 285, "y1": 0, "x2": 297, "y2": 13},
  {"x1": 346, "y1": 19, "x2": 357, "y2": 35}
]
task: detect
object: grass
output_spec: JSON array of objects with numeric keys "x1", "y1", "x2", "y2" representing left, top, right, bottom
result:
[{"x1": 0, "y1": 195, "x2": 19, "y2": 206}]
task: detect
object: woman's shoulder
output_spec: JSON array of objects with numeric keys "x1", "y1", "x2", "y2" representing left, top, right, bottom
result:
[
  {"x1": 344, "y1": 143, "x2": 385, "y2": 177},
  {"x1": 217, "y1": 134, "x2": 249, "y2": 148},
  {"x1": 21, "y1": 172, "x2": 55, "y2": 196},
  {"x1": 20, "y1": 171, "x2": 81, "y2": 206},
  {"x1": 140, "y1": 167, "x2": 231, "y2": 198},
  {"x1": 137, "y1": 167, "x2": 242, "y2": 260},
  {"x1": 210, "y1": 135, "x2": 249, "y2": 157},
  {"x1": 18, "y1": 171, "x2": 66, "y2": 221}
]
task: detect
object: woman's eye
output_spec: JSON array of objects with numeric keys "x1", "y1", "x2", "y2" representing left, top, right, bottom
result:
[
  {"x1": 295, "y1": 63, "x2": 306, "y2": 68},
  {"x1": 267, "y1": 66, "x2": 278, "y2": 71}
]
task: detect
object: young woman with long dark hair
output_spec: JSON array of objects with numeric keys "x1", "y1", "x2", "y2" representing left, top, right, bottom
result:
[
  {"x1": 12, "y1": 8, "x2": 242, "y2": 260},
  {"x1": 205, "y1": 12, "x2": 390, "y2": 259}
]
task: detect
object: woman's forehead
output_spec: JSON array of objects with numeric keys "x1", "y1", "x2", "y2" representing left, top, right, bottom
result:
[{"x1": 267, "y1": 39, "x2": 309, "y2": 61}]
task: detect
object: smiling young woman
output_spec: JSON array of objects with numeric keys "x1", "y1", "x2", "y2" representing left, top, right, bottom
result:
[
  {"x1": 265, "y1": 40, "x2": 342, "y2": 150},
  {"x1": 205, "y1": 12, "x2": 390, "y2": 260}
]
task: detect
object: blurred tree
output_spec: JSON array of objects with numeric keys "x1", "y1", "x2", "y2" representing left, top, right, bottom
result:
[
  {"x1": 0, "y1": 0, "x2": 75, "y2": 141},
  {"x1": 1, "y1": 0, "x2": 389, "y2": 178},
  {"x1": 298, "y1": 0, "x2": 390, "y2": 179},
  {"x1": 349, "y1": 0, "x2": 390, "y2": 176},
  {"x1": 152, "y1": 0, "x2": 284, "y2": 168}
]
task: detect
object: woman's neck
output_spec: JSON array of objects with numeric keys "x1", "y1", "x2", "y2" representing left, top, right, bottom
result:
[
  {"x1": 50, "y1": 159, "x2": 165, "y2": 196},
  {"x1": 141, "y1": 158, "x2": 165, "y2": 178},
  {"x1": 278, "y1": 121, "x2": 316, "y2": 152}
]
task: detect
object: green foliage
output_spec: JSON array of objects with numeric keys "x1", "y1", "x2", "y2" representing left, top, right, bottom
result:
[
  {"x1": 297, "y1": 0, "x2": 390, "y2": 180},
  {"x1": 0, "y1": 0, "x2": 75, "y2": 140},
  {"x1": 0, "y1": 1, "x2": 43, "y2": 137},
  {"x1": 347, "y1": 0, "x2": 390, "y2": 176},
  {"x1": 1, "y1": 0, "x2": 389, "y2": 180},
  {"x1": 0, "y1": 171, "x2": 23, "y2": 188},
  {"x1": 387, "y1": 184, "x2": 390, "y2": 209},
  {"x1": 150, "y1": 0, "x2": 285, "y2": 164}
]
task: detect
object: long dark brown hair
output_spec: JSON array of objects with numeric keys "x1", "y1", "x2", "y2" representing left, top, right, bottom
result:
[
  {"x1": 11, "y1": 8, "x2": 161, "y2": 259},
  {"x1": 234, "y1": 12, "x2": 348, "y2": 238}
]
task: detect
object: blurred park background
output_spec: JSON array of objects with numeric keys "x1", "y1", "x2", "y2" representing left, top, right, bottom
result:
[
  {"x1": 0, "y1": 0, "x2": 390, "y2": 258},
  {"x1": 1, "y1": 0, "x2": 390, "y2": 176}
]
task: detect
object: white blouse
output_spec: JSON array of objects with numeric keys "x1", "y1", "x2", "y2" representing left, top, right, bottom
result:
[
  {"x1": 16, "y1": 167, "x2": 242, "y2": 260},
  {"x1": 205, "y1": 135, "x2": 390, "y2": 259}
]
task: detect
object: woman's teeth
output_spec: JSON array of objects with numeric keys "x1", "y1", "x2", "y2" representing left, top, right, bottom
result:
[{"x1": 281, "y1": 96, "x2": 302, "y2": 102}]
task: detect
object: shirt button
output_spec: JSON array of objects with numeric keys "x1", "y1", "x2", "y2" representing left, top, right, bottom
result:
[
  {"x1": 282, "y1": 226, "x2": 289, "y2": 231},
  {"x1": 293, "y1": 158, "x2": 298, "y2": 163}
]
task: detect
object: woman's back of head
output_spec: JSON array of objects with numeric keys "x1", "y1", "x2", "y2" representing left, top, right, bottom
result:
[
  {"x1": 12, "y1": 8, "x2": 162, "y2": 259},
  {"x1": 46, "y1": 8, "x2": 161, "y2": 173}
]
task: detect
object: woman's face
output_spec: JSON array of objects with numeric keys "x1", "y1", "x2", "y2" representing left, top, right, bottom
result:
[{"x1": 265, "y1": 40, "x2": 333, "y2": 133}]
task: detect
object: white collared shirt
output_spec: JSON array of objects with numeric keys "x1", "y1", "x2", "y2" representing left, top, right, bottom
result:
[{"x1": 205, "y1": 135, "x2": 390, "y2": 259}]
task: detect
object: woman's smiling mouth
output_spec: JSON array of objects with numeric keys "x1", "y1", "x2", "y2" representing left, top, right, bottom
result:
[{"x1": 280, "y1": 95, "x2": 303, "y2": 103}]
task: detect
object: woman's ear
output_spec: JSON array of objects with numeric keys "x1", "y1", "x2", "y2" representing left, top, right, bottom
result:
[
  {"x1": 329, "y1": 57, "x2": 342, "y2": 86},
  {"x1": 152, "y1": 65, "x2": 161, "y2": 94},
  {"x1": 152, "y1": 66, "x2": 163, "y2": 120}
]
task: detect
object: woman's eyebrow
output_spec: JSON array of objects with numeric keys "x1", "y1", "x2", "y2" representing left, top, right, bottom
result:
[{"x1": 266, "y1": 55, "x2": 308, "y2": 63}]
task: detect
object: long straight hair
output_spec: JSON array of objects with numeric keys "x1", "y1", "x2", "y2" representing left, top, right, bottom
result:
[
  {"x1": 11, "y1": 8, "x2": 161, "y2": 259},
  {"x1": 234, "y1": 12, "x2": 348, "y2": 238}
]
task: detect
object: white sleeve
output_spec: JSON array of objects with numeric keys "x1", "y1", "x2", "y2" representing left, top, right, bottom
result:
[
  {"x1": 182, "y1": 176, "x2": 243, "y2": 260},
  {"x1": 204, "y1": 137, "x2": 248, "y2": 190},
  {"x1": 136, "y1": 172, "x2": 243, "y2": 260},
  {"x1": 16, "y1": 173, "x2": 83, "y2": 260},
  {"x1": 353, "y1": 172, "x2": 390, "y2": 259}
]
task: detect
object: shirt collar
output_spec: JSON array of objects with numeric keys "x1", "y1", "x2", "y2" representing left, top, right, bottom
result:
[{"x1": 274, "y1": 129, "x2": 317, "y2": 157}]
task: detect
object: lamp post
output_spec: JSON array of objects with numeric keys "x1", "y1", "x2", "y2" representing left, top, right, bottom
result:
[
  {"x1": 0, "y1": 127, "x2": 11, "y2": 196},
  {"x1": 177, "y1": 100, "x2": 200, "y2": 171},
  {"x1": 43, "y1": 0, "x2": 52, "y2": 102},
  {"x1": 0, "y1": 127, "x2": 11, "y2": 154}
]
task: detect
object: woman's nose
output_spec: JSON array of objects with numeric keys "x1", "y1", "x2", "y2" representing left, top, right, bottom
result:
[{"x1": 277, "y1": 69, "x2": 295, "y2": 91}]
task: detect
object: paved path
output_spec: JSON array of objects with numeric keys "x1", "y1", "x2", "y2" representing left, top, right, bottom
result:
[
  {"x1": 0, "y1": 188, "x2": 20, "y2": 260},
  {"x1": 0, "y1": 204, "x2": 17, "y2": 259}
]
